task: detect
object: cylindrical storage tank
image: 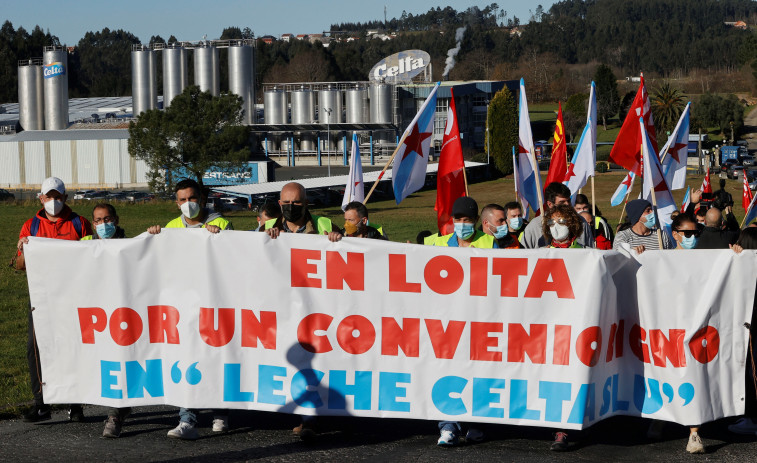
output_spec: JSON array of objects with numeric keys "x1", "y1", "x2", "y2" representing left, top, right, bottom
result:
[
  {"x1": 228, "y1": 43, "x2": 254, "y2": 124},
  {"x1": 131, "y1": 47, "x2": 157, "y2": 116},
  {"x1": 43, "y1": 47, "x2": 69, "y2": 130},
  {"x1": 263, "y1": 88, "x2": 287, "y2": 124},
  {"x1": 318, "y1": 87, "x2": 342, "y2": 150},
  {"x1": 163, "y1": 46, "x2": 188, "y2": 108},
  {"x1": 370, "y1": 83, "x2": 393, "y2": 144},
  {"x1": 194, "y1": 46, "x2": 220, "y2": 96},
  {"x1": 18, "y1": 61, "x2": 44, "y2": 130},
  {"x1": 345, "y1": 86, "x2": 368, "y2": 123},
  {"x1": 291, "y1": 87, "x2": 314, "y2": 151}
]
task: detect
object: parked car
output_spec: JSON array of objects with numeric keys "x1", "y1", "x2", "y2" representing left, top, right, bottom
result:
[
  {"x1": 727, "y1": 165, "x2": 745, "y2": 180},
  {"x1": 740, "y1": 155, "x2": 755, "y2": 167},
  {"x1": 0, "y1": 188, "x2": 15, "y2": 201},
  {"x1": 73, "y1": 190, "x2": 96, "y2": 200},
  {"x1": 218, "y1": 196, "x2": 247, "y2": 211},
  {"x1": 83, "y1": 191, "x2": 109, "y2": 200}
]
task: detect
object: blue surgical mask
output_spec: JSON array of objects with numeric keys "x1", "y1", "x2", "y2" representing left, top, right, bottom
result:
[
  {"x1": 490, "y1": 223, "x2": 509, "y2": 239},
  {"x1": 680, "y1": 235, "x2": 698, "y2": 249},
  {"x1": 454, "y1": 222, "x2": 475, "y2": 240},
  {"x1": 509, "y1": 217, "x2": 524, "y2": 231},
  {"x1": 643, "y1": 212, "x2": 656, "y2": 229},
  {"x1": 96, "y1": 222, "x2": 116, "y2": 239}
]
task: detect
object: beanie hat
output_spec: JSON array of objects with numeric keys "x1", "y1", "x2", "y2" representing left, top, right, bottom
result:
[{"x1": 626, "y1": 199, "x2": 651, "y2": 225}]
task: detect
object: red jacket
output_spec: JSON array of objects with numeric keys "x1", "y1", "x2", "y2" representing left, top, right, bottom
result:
[{"x1": 17, "y1": 206, "x2": 92, "y2": 255}]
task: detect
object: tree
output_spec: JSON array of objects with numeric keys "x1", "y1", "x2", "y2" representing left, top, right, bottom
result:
[
  {"x1": 651, "y1": 82, "x2": 686, "y2": 137},
  {"x1": 692, "y1": 93, "x2": 744, "y2": 136},
  {"x1": 593, "y1": 64, "x2": 619, "y2": 130},
  {"x1": 563, "y1": 92, "x2": 588, "y2": 143},
  {"x1": 486, "y1": 86, "x2": 518, "y2": 174},
  {"x1": 128, "y1": 86, "x2": 250, "y2": 192}
]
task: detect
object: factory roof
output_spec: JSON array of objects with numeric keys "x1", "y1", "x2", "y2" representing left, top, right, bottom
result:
[{"x1": 0, "y1": 128, "x2": 129, "y2": 142}]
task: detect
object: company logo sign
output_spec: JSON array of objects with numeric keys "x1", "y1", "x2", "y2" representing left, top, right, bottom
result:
[
  {"x1": 369, "y1": 50, "x2": 430, "y2": 83},
  {"x1": 43, "y1": 62, "x2": 65, "y2": 79}
]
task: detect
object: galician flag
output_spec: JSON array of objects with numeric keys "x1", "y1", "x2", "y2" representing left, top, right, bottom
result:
[
  {"x1": 611, "y1": 170, "x2": 636, "y2": 207},
  {"x1": 565, "y1": 81, "x2": 597, "y2": 201},
  {"x1": 680, "y1": 186, "x2": 691, "y2": 213},
  {"x1": 660, "y1": 102, "x2": 691, "y2": 190},
  {"x1": 513, "y1": 146, "x2": 530, "y2": 220},
  {"x1": 342, "y1": 132, "x2": 364, "y2": 209},
  {"x1": 517, "y1": 78, "x2": 543, "y2": 213},
  {"x1": 392, "y1": 82, "x2": 440, "y2": 204},
  {"x1": 641, "y1": 117, "x2": 677, "y2": 236},
  {"x1": 435, "y1": 87, "x2": 467, "y2": 235}
]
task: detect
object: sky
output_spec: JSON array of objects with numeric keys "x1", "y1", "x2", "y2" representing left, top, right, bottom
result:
[{"x1": 2, "y1": 0, "x2": 557, "y2": 45}]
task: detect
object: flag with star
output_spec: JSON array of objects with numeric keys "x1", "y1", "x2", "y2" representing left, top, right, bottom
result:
[
  {"x1": 660, "y1": 102, "x2": 691, "y2": 191},
  {"x1": 610, "y1": 170, "x2": 636, "y2": 207},
  {"x1": 435, "y1": 87, "x2": 466, "y2": 235},
  {"x1": 609, "y1": 74, "x2": 658, "y2": 175},
  {"x1": 641, "y1": 117, "x2": 677, "y2": 237},
  {"x1": 517, "y1": 78, "x2": 544, "y2": 213},
  {"x1": 342, "y1": 132, "x2": 364, "y2": 209},
  {"x1": 392, "y1": 82, "x2": 440, "y2": 204},
  {"x1": 565, "y1": 81, "x2": 597, "y2": 201}
]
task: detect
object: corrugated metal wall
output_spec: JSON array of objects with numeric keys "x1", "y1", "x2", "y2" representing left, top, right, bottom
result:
[
  {"x1": 77, "y1": 140, "x2": 99, "y2": 184},
  {"x1": 50, "y1": 140, "x2": 73, "y2": 185},
  {"x1": 24, "y1": 141, "x2": 46, "y2": 185}
]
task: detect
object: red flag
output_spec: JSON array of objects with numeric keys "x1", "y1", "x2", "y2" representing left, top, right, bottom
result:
[
  {"x1": 701, "y1": 169, "x2": 712, "y2": 194},
  {"x1": 743, "y1": 172, "x2": 753, "y2": 211},
  {"x1": 545, "y1": 102, "x2": 568, "y2": 188},
  {"x1": 609, "y1": 74, "x2": 658, "y2": 175},
  {"x1": 435, "y1": 87, "x2": 466, "y2": 235}
]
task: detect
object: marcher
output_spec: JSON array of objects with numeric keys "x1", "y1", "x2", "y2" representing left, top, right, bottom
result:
[
  {"x1": 575, "y1": 193, "x2": 614, "y2": 245},
  {"x1": 147, "y1": 179, "x2": 231, "y2": 439},
  {"x1": 578, "y1": 210, "x2": 611, "y2": 249},
  {"x1": 481, "y1": 203, "x2": 524, "y2": 249},
  {"x1": 333, "y1": 201, "x2": 387, "y2": 240},
  {"x1": 80, "y1": 204, "x2": 130, "y2": 437},
  {"x1": 543, "y1": 204, "x2": 584, "y2": 250},
  {"x1": 613, "y1": 199, "x2": 674, "y2": 252},
  {"x1": 15, "y1": 177, "x2": 92, "y2": 423},
  {"x1": 695, "y1": 207, "x2": 739, "y2": 249},
  {"x1": 256, "y1": 200, "x2": 282, "y2": 231},
  {"x1": 520, "y1": 183, "x2": 594, "y2": 248},
  {"x1": 712, "y1": 178, "x2": 734, "y2": 211},
  {"x1": 263, "y1": 182, "x2": 339, "y2": 239}
]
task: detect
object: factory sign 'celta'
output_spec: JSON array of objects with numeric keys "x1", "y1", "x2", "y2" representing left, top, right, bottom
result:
[
  {"x1": 369, "y1": 50, "x2": 431, "y2": 83},
  {"x1": 43, "y1": 62, "x2": 65, "y2": 79}
]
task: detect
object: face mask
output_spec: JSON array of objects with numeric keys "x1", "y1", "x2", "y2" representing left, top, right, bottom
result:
[
  {"x1": 490, "y1": 223, "x2": 509, "y2": 239},
  {"x1": 96, "y1": 222, "x2": 116, "y2": 239},
  {"x1": 643, "y1": 212, "x2": 656, "y2": 229},
  {"x1": 281, "y1": 203, "x2": 305, "y2": 223},
  {"x1": 680, "y1": 235, "x2": 698, "y2": 249},
  {"x1": 454, "y1": 222, "x2": 475, "y2": 240},
  {"x1": 180, "y1": 201, "x2": 201, "y2": 219},
  {"x1": 550, "y1": 223, "x2": 570, "y2": 241},
  {"x1": 343, "y1": 221, "x2": 359, "y2": 235},
  {"x1": 44, "y1": 199, "x2": 64, "y2": 216},
  {"x1": 509, "y1": 217, "x2": 523, "y2": 231}
]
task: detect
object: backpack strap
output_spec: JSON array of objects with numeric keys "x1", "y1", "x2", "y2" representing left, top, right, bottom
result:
[
  {"x1": 71, "y1": 214, "x2": 83, "y2": 238},
  {"x1": 30, "y1": 216, "x2": 41, "y2": 236}
]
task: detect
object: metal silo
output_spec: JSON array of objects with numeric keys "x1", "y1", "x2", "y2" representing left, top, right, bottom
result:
[
  {"x1": 370, "y1": 83, "x2": 393, "y2": 144},
  {"x1": 194, "y1": 45, "x2": 219, "y2": 96},
  {"x1": 131, "y1": 45, "x2": 157, "y2": 116},
  {"x1": 264, "y1": 88, "x2": 287, "y2": 151},
  {"x1": 18, "y1": 59, "x2": 44, "y2": 130},
  {"x1": 43, "y1": 46, "x2": 69, "y2": 130},
  {"x1": 163, "y1": 45, "x2": 187, "y2": 108},
  {"x1": 291, "y1": 86, "x2": 314, "y2": 151},
  {"x1": 318, "y1": 86, "x2": 342, "y2": 150},
  {"x1": 228, "y1": 42, "x2": 253, "y2": 124},
  {"x1": 345, "y1": 85, "x2": 368, "y2": 123}
]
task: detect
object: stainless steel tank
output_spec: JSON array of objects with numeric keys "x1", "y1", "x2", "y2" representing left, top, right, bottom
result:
[
  {"x1": 131, "y1": 46, "x2": 157, "y2": 116},
  {"x1": 162, "y1": 46, "x2": 187, "y2": 108},
  {"x1": 345, "y1": 85, "x2": 368, "y2": 123},
  {"x1": 228, "y1": 43, "x2": 254, "y2": 124},
  {"x1": 318, "y1": 86, "x2": 342, "y2": 150},
  {"x1": 264, "y1": 88, "x2": 287, "y2": 124},
  {"x1": 18, "y1": 60, "x2": 44, "y2": 130},
  {"x1": 42, "y1": 47, "x2": 69, "y2": 130},
  {"x1": 194, "y1": 45, "x2": 220, "y2": 96},
  {"x1": 369, "y1": 83, "x2": 393, "y2": 144},
  {"x1": 291, "y1": 86, "x2": 315, "y2": 150}
]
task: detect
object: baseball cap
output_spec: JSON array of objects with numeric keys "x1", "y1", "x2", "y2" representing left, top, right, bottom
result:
[
  {"x1": 41, "y1": 177, "x2": 65, "y2": 195},
  {"x1": 452, "y1": 196, "x2": 479, "y2": 219}
]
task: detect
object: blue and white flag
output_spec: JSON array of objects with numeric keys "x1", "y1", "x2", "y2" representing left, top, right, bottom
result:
[
  {"x1": 610, "y1": 170, "x2": 636, "y2": 207},
  {"x1": 392, "y1": 82, "x2": 440, "y2": 204},
  {"x1": 342, "y1": 132, "x2": 364, "y2": 209},
  {"x1": 641, "y1": 117, "x2": 677, "y2": 242},
  {"x1": 660, "y1": 102, "x2": 691, "y2": 190},
  {"x1": 565, "y1": 81, "x2": 597, "y2": 203},
  {"x1": 680, "y1": 186, "x2": 691, "y2": 213},
  {"x1": 517, "y1": 79, "x2": 543, "y2": 213}
]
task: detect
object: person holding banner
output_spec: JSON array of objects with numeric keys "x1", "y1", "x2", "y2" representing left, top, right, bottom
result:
[
  {"x1": 542, "y1": 204, "x2": 584, "y2": 249},
  {"x1": 332, "y1": 202, "x2": 386, "y2": 241},
  {"x1": 15, "y1": 177, "x2": 92, "y2": 423},
  {"x1": 613, "y1": 199, "x2": 673, "y2": 253},
  {"x1": 263, "y1": 182, "x2": 339, "y2": 239},
  {"x1": 520, "y1": 183, "x2": 594, "y2": 249},
  {"x1": 255, "y1": 200, "x2": 282, "y2": 231},
  {"x1": 481, "y1": 203, "x2": 525, "y2": 249},
  {"x1": 427, "y1": 196, "x2": 497, "y2": 249}
]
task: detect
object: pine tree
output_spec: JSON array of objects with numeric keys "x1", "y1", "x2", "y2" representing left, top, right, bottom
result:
[
  {"x1": 486, "y1": 86, "x2": 518, "y2": 174},
  {"x1": 594, "y1": 64, "x2": 619, "y2": 130}
]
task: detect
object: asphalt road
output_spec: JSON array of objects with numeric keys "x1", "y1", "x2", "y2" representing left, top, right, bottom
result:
[{"x1": 1, "y1": 405, "x2": 756, "y2": 462}]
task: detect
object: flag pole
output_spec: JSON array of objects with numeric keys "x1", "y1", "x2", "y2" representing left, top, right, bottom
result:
[
  {"x1": 362, "y1": 131, "x2": 410, "y2": 205},
  {"x1": 642, "y1": 141, "x2": 664, "y2": 249},
  {"x1": 462, "y1": 162, "x2": 469, "y2": 196},
  {"x1": 591, "y1": 175, "x2": 596, "y2": 217}
]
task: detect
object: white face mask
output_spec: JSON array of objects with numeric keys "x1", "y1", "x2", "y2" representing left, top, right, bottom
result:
[
  {"x1": 44, "y1": 199, "x2": 64, "y2": 216},
  {"x1": 550, "y1": 223, "x2": 570, "y2": 241},
  {"x1": 180, "y1": 201, "x2": 201, "y2": 219}
]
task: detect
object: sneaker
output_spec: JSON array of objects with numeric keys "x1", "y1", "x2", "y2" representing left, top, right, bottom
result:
[
  {"x1": 647, "y1": 420, "x2": 665, "y2": 440},
  {"x1": 437, "y1": 426, "x2": 460, "y2": 447},
  {"x1": 292, "y1": 422, "x2": 316, "y2": 441},
  {"x1": 551, "y1": 432, "x2": 569, "y2": 451},
  {"x1": 686, "y1": 432, "x2": 705, "y2": 454},
  {"x1": 167, "y1": 421, "x2": 199, "y2": 440},
  {"x1": 465, "y1": 428, "x2": 484, "y2": 443},
  {"x1": 212, "y1": 416, "x2": 229, "y2": 432},
  {"x1": 68, "y1": 405, "x2": 84, "y2": 422},
  {"x1": 729, "y1": 417, "x2": 757, "y2": 435},
  {"x1": 22, "y1": 404, "x2": 51, "y2": 423},
  {"x1": 102, "y1": 416, "x2": 122, "y2": 438}
]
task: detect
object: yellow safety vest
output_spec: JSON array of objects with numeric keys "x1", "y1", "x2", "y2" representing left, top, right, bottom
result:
[
  {"x1": 165, "y1": 216, "x2": 232, "y2": 230},
  {"x1": 430, "y1": 231, "x2": 497, "y2": 248},
  {"x1": 265, "y1": 214, "x2": 333, "y2": 235},
  {"x1": 80, "y1": 235, "x2": 93, "y2": 241},
  {"x1": 424, "y1": 233, "x2": 439, "y2": 245}
]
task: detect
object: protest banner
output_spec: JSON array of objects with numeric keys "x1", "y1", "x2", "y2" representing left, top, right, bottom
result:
[{"x1": 24, "y1": 231, "x2": 756, "y2": 429}]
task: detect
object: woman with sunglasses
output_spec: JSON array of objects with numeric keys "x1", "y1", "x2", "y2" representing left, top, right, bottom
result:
[{"x1": 542, "y1": 204, "x2": 584, "y2": 249}]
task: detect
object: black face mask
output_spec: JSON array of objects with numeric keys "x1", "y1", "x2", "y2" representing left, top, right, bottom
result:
[{"x1": 281, "y1": 204, "x2": 305, "y2": 222}]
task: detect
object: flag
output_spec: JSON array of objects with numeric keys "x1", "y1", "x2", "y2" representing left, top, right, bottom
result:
[
  {"x1": 743, "y1": 171, "x2": 753, "y2": 212},
  {"x1": 680, "y1": 186, "x2": 691, "y2": 213},
  {"x1": 517, "y1": 78, "x2": 543, "y2": 213},
  {"x1": 342, "y1": 132, "x2": 364, "y2": 209},
  {"x1": 610, "y1": 170, "x2": 636, "y2": 207},
  {"x1": 565, "y1": 81, "x2": 597, "y2": 200},
  {"x1": 609, "y1": 74, "x2": 657, "y2": 175},
  {"x1": 545, "y1": 102, "x2": 568, "y2": 187},
  {"x1": 700, "y1": 169, "x2": 712, "y2": 194},
  {"x1": 512, "y1": 146, "x2": 530, "y2": 220},
  {"x1": 392, "y1": 82, "x2": 440, "y2": 204},
  {"x1": 641, "y1": 117, "x2": 676, "y2": 238},
  {"x1": 660, "y1": 102, "x2": 691, "y2": 190},
  {"x1": 744, "y1": 189, "x2": 757, "y2": 228},
  {"x1": 435, "y1": 87, "x2": 466, "y2": 235}
]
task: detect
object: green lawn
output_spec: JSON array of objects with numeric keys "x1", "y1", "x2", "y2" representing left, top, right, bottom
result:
[{"x1": 0, "y1": 172, "x2": 747, "y2": 417}]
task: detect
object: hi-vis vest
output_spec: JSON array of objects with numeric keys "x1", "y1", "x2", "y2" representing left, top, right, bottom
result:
[
  {"x1": 429, "y1": 231, "x2": 497, "y2": 248},
  {"x1": 165, "y1": 216, "x2": 231, "y2": 230},
  {"x1": 265, "y1": 215, "x2": 333, "y2": 235}
]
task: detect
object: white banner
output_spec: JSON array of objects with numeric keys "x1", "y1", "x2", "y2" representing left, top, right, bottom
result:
[{"x1": 24, "y1": 231, "x2": 756, "y2": 429}]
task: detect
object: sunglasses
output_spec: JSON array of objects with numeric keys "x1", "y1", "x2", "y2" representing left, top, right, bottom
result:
[
  {"x1": 546, "y1": 218, "x2": 568, "y2": 226},
  {"x1": 675, "y1": 229, "x2": 700, "y2": 238}
]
